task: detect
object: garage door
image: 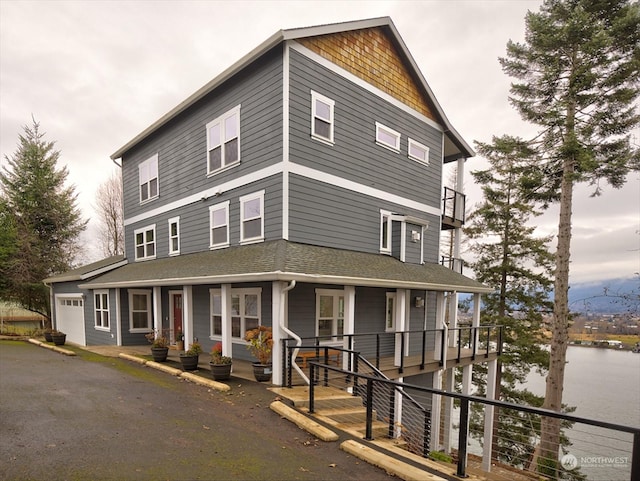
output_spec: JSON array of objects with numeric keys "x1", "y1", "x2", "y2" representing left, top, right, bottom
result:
[{"x1": 55, "y1": 295, "x2": 86, "y2": 346}]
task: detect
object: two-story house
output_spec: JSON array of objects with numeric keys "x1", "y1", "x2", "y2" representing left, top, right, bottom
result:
[{"x1": 45, "y1": 18, "x2": 497, "y2": 406}]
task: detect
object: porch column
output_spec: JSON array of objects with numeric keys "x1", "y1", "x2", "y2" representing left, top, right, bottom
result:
[
  {"x1": 220, "y1": 284, "x2": 232, "y2": 357},
  {"x1": 115, "y1": 288, "x2": 122, "y2": 346},
  {"x1": 430, "y1": 370, "x2": 442, "y2": 452},
  {"x1": 434, "y1": 292, "x2": 446, "y2": 366},
  {"x1": 442, "y1": 367, "x2": 454, "y2": 454},
  {"x1": 153, "y1": 286, "x2": 162, "y2": 336},
  {"x1": 483, "y1": 358, "x2": 498, "y2": 471},
  {"x1": 272, "y1": 281, "x2": 284, "y2": 386},
  {"x1": 472, "y1": 293, "x2": 481, "y2": 350},
  {"x1": 394, "y1": 289, "x2": 407, "y2": 366},
  {"x1": 343, "y1": 285, "x2": 355, "y2": 369},
  {"x1": 182, "y1": 285, "x2": 193, "y2": 348}
]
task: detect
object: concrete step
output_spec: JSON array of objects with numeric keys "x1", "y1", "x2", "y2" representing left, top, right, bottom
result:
[
  {"x1": 339, "y1": 420, "x2": 390, "y2": 438},
  {"x1": 314, "y1": 406, "x2": 377, "y2": 423}
]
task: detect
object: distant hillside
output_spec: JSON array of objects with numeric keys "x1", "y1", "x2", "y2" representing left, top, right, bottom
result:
[{"x1": 568, "y1": 277, "x2": 639, "y2": 315}]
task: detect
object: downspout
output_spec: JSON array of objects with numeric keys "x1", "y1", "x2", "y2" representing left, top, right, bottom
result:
[{"x1": 279, "y1": 280, "x2": 309, "y2": 385}]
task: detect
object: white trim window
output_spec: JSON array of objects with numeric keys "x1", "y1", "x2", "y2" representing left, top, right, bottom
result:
[
  {"x1": 240, "y1": 190, "x2": 264, "y2": 244},
  {"x1": 168, "y1": 216, "x2": 180, "y2": 255},
  {"x1": 129, "y1": 289, "x2": 152, "y2": 332},
  {"x1": 94, "y1": 290, "x2": 109, "y2": 330},
  {"x1": 209, "y1": 201, "x2": 229, "y2": 248},
  {"x1": 139, "y1": 154, "x2": 159, "y2": 203},
  {"x1": 375, "y1": 122, "x2": 401, "y2": 152},
  {"x1": 380, "y1": 210, "x2": 392, "y2": 254},
  {"x1": 316, "y1": 289, "x2": 345, "y2": 342},
  {"x1": 385, "y1": 292, "x2": 396, "y2": 332},
  {"x1": 311, "y1": 91, "x2": 334, "y2": 144},
  {"x1": 206, "y1": 105, "x2": 241, "y2": 175},
  {"x1": 408, "y1": 138, "x2": 430, "y2": 165},
  {"x1": 210, "y1": 288, "x2": 262, "y2": 339},
  {"x1": 134, "y1": 225, "x2": 156, "y2": 261}
]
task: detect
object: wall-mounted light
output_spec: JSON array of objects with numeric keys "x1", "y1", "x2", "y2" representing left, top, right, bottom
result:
[
  {"x1": 415, "y1": 296, "x2": 424, "y2": 308},
  {"x1": 411, "y1": 230, "x2": 421, "y2": 242}
]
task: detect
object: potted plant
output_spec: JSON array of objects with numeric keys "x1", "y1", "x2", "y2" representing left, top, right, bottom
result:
[
  {"x1": 245, "y1": 326, "x2": 273, "y2": 382},
  {"x1": 43, "y1": 328, "x2": 53, "y2": 343},
  {"x1": 209, "y1": 342, "x2": 232, "y2": 381},
  {"x1": 50, "y1": 330, "x2": 66, "y2": 346},
  {"x1": 175, "y1": 329, "x2": 184, "y2": 351},
  {"x1": 146, "y1": 330, "x2": 169, "y2": 362},
  {"x1": 179, "y1": 341, "x2": 202, "y2": 371}
]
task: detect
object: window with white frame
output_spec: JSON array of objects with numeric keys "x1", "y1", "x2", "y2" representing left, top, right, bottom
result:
[
  {"x1": 94, "y1": 291, "x2": 109, "y2": 329},
  {"x1": 134, "y1": 225, "x2": 156, "y2": 261},
  {"x1": 209, "y1": 201, "x2": 229, "y2": 248},
  {"x1": 385, "y1": 292, "x2": 396, "y2": 332},
  {"x1": 380, "y1": 210, "x2": 392, "y2": 254},
  {"x1": 129, "y1": 289, "x2": 152, "y2": 332},
  {"x1": 240, "y1": 191, "x2": 264, "y2": 244},
  {"x1": 168, "y1": 217, "x2": 180, "y2": 255},
  {"x1": 375, "y1": 122, "x2": 401, "y2": 152},
  {"x1": 316, "y1": 289, "x2": 345, "y2": 341},
  {"x1": 139, "y1": 154, "x2": 159, "y2": 203},
  {"x1": 209, "y1": 288, "x2": 261, "y2": 339},
  {"x1": 408, "y1": 138, "x2": 430, "y2": 165},
  {"x1": 311, "y1": 91, "x2": 334, "y2": 144},
  {"x1": 206, "y1": 105, "x2": 240, "y2": 174}
]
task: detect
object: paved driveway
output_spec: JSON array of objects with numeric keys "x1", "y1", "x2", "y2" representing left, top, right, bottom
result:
[{"x1": 0, "y1": 341, "x2": 396, "y2": 481}]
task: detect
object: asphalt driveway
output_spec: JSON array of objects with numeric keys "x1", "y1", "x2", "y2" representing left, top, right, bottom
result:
[{"x1": 0, "y1": 340, "x2": 396, "y2": 481}]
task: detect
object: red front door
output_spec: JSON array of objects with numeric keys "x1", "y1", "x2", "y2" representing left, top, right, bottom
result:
[{"x1": 172, "y1": 293, "x2": 183, "y2": 342}]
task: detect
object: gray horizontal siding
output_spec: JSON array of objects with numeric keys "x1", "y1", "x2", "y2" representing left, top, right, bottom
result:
[
  {"x1": 125, "y1": 174, "x2": 283, "y2": 259},
  {"x1": 288, "y1": 173, "x2": 439, "y2": 262},
  {"x1": 289, "y1": 48, "x2": 443, "y2": 210},
  {"x1": 121, "y1": 48, "x2": 283, "y2": 221}
]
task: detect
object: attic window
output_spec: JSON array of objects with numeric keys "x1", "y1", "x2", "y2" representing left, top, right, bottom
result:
[
  {"x1": 207, "y1": 105, "x2": 241, "y2": 175},
  {"x1": 311, "y1": 91, "x2": 334, "y2": 144},
  {"x1": 375, "y1": 122, "x2": 400, "y2": 152}
]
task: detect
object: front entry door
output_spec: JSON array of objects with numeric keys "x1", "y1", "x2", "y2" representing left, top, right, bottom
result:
[{"x1": 172, "y1": 293, "x2": 183, "y2": 343}]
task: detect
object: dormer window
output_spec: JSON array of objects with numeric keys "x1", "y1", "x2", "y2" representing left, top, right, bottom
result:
[
  {"x1": 311, "y1": 91, "x2": 334, "y2": 144},
  {"x1": 207, "y1": 105, "x2": 241, "y2": 175},
  {"x1": 139, "y1": 154, "x2": 158, "y2": 203}
]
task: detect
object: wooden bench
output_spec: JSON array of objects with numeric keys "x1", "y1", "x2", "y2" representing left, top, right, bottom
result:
[{"x1": 296, "y1": 349, "x2": 341, "y2": 369}]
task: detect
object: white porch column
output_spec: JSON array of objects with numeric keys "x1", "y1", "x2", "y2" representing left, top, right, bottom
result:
[
  {"x1": 153, "y1": 286, "x2": 162, "y2": 335},
  {"x1": 394, "y1": 289, "x2": 407, "y2": 366},
  {"x1": 435, "y1": 292, "x2": 446, "y2": 366},
  {"x1": 115, "y1": 288, "x2": 122, "y2": 346},
  {"x1": 272, "y1": 281, "x2": 284, "y2": 386},
  {"x1": 483, "y1": 358, "x2": 498, "y2": 471},
  {"x1": 430, "y1": 370, "x2": 442, "y2": 452},
  {"x1": 442, "y1": 368, "x2": 454, "y2": 454},
  {"x1": 221, "y1": 284, "x2": 232, "y2": 357},
  {"x1": 472, "y1": 293, "x2": 481, "y2": 352},
  {"x1": 343, "y1": 285, "x2": 355, "y2": 368},
  {"x1": 182, "y1": 285, "x2": 193, "y2": 348}
]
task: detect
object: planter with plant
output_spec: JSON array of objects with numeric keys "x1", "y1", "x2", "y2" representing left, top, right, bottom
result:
[
  {"x1": 209, "y1": 342, "x2": 232, "y2": 381},
  {"x1": 43, "y1": 328, "x2": 53, "y2": 343},
  {"x1": 50, "y1": 330, "x2": 66, "y2": 346},
  {"x1": 145, "y1": 330, "x2": 170, "y2": 362},
  {"x1": 245, "y1": 326, "x2": 273, "y2": 382},
  {"x1": 175, "y1": 329, "x2": 184, "y2": 351},
  {"x1": 179, "y1": 341, "x2": 202, "y2": 371}
]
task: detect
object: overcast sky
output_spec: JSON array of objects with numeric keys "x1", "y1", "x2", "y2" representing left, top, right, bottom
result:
[{"x1": 1, "y1": 0, "x2": 638, "y2": 285}]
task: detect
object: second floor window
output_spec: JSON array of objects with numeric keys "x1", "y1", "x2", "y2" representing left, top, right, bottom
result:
[
  {"x1": 139, "y1": 154, "x2": 159, "y2": 203},
  {"x1": 408, "y1": 138, "x2": 430, "y2": 165},
  {"x1": 240, "y1": 191, "x2": 264, "y2": 244},
  {"x1": 375, "y1": 122, "x2": 401, "y2": 152},
  {"x1": 135, "y1": 225, "x2": 156, "y2": 261},
  {"x1": 311, "y1": 91, "x2": 334, "y2": 144},
  {"x1": 380, "y1": 210, "x2": 392, "y2": 254},
  {"x1": 209, "y1": 201, "x2": 229, "y2": 248},
  {"x1": 168, "y1": 217, "x2": 180, "y2": 255},
  {"x1": 207, "y1": 105, "x2": 240, "y2": 175}
]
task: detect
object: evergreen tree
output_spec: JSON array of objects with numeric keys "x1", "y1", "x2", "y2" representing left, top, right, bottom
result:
[
  {"x1": 500, "y1": 0, "x2": 640, "y2": 474},
  {"x1": 0, "y1": 119, "x2": 87, "y2": 319},
  {"x1": 465, "y1": 136, "x2": 554, "y2": 466}
]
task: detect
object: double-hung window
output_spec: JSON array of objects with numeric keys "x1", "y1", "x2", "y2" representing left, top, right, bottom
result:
[
  {"x1": 375, "y1": 122, "x2": 401, "y2": 152},
  {"x1": 380, "y1": 210, "x2": 392, "y2": 254},
  {"x1": 408, "y1": 138, "x2": 430, "y2": 165},
  {"x1": 209, "y1": 201, "x2": 229, "y2": 248},
  {"x1": 210, "y1": 288, "x2": 261, "y2": 339},
  {"x1": 139, "y1": 154, "x2": 159, "y2": 203},
  {"x1": 168, "y1": 217, "x2": 180, "y2": 255},
  {"x1": 94, "y1": 290, "x2": 109, "y2": 330},
  {"x1": 134, "y1": 225, "x2": 156, "y2": 261},
  {"x1": 311, "y1": 91, "x2": 334, "y2": 144},
  {"x1": 316, "y1": 289, "x2": 345, "y2": 342},
  {"x1": 240, "y1": 190, "x2": 264, "y2": 244},
  {"x1": 206, "y1": 105, "x2": 240, "y2": 174},
  {"x1": 129, "y1": 289, "x2": 152, "y2": 332}
]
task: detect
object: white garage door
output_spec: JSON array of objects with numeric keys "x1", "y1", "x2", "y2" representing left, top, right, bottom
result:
[{"x1": 55, "y1": 295, "x2": 86, "y2": 346}]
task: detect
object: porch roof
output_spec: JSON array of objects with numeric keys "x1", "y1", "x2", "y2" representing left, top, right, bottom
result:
[
  {"x1": 43, "y1": 255, "x2": 127, "y2": 284},
  {"x1": 79, "y1": 241, "x2": 491, "y2": 294}
]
